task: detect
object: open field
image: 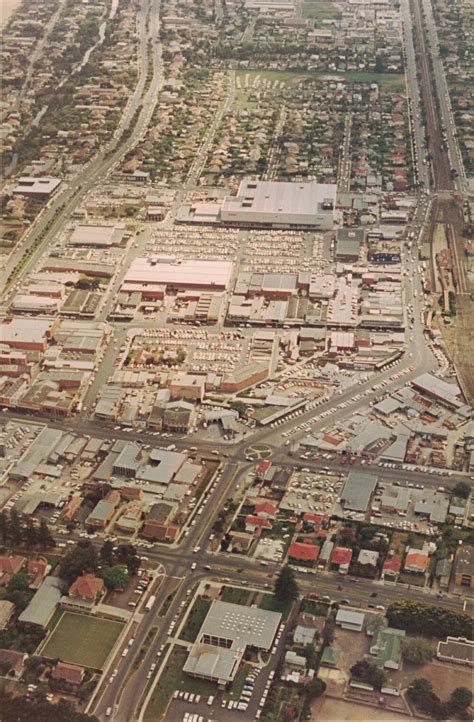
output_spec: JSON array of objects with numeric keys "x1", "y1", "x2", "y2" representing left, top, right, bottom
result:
[
  {"x1": 41, "y1": 612, "x2": 124, "y2": 669},
  {"x1": 311, "y1": 698, "x2": 415, "y2": 721},
  {"x1": 235, "y1": 69, "x2": 406, "y2": 92},
  {"x1": 302, "y1": 2, "x2": 342, "y2": 20}
]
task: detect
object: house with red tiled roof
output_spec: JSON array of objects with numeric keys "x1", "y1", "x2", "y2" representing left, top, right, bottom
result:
[
  {"x1": 68, "y1": 573, "x2": 104, "y2": 602},
  {"x1": 330, "y1": 547, "x2": 353, "y2": 574},
  {"x1": 245, "y1": 515, "x2": 272, "y2": 534},
  {"x1": 254, "y1": 502, "x2": 278, "y2": 519},
  {"x1": 0, "y1": 649, "x2": 27, "y2": 678},
  {"x1": 0, "y1": 555, "x2": 26, "y2": 586},
  {"x1": 404, "y1": 548, "x2": 429, "y2": 574},
  {"x1": 52, "y1": 661, "x2": 85, "y2": 686},
  {"x1": 27, "y1": 557, "x2": 49, "y2": 590},
  {"x1": 382, "y1": 557, "x2": 401, "y2": 580},
  {"x1": 288, "y1": 542, "x2": 319, "y2": 564}
]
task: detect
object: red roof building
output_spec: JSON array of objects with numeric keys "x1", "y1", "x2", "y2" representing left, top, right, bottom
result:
[
  {"x1": 303, "y1": 512, "x2": 328, "y2": 524},
  {"x1": 288, "y1": 542, "x2": 320, "y2": 563},
  {"x1": 256, "y1": 460, "x2": 272, "y2": 478},
  {"x1": 331, "y1": 547, "x2": 353, "y2": 571},
  {"x1": 69, "y1": 573, "x2": 104, "y2": 602},
  {"x1": 27, "y1": 557, "x2": 48, "y2": 590},
  {"x1": 0, "y1": 555, "x2": 26, "y2": 586},
  {"x1": 382, "y1": 557, "x2": 401, "y2": 578},
  {"x1": 52, "y1": 661, "x2": 85, "y2": 686},
  {"x1": 245, "y1": 515, "x2": 272, "y2": 534},
  {"x1": 254, "y1": 502, "x2": 278, "y2": 519}
]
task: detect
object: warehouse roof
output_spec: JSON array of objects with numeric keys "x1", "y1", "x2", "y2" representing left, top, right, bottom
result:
[
  {"x1": 222, "y1": 179, "x2": 336, "y2": 218},
  {"x1": 341, "y1": 470, "x2": 378, "y2": 512},
  {"x1": 123, "y1": 257, "x2": 233, "y2": 289}
]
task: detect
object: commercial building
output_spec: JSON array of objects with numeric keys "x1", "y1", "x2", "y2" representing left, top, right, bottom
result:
[
  {"x1": 335, "y1": 228, "x2": 364, "y2": 261},
  {"x1": 184, "y1": 600, "x2": 281, "y2": 686},
  {"x1": 437, "y1": 637, "x2": 473, "y2": 666},
  {"x1": 340, "y1": 471, "x2": 378, "y2": 512},
  {"x1": 122, "y1": 257, "x2": 233, "y2": 295},
  {"x1": 411, "y1": 373, "x2": 463, "y2": 410},
  {"x1": 220, "y1": 179, "x2": 336, "y2": 229},
  {"x1": 13, "y1": 176, "x2": 61, "y2": 198}
]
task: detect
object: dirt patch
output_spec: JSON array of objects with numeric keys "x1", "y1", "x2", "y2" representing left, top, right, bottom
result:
[
  {"x1": 311, "y1": 697, "x2": 414, "y2": 721},
  {"x1": 391, "y1": 659, "x2": 473, "y2": 701},
  {"x1": 333, "y1": 626, "x2": 371, "y2": 675},
  {"x1": 438, "y1": 294, "x2": 474, "y2": 405}
]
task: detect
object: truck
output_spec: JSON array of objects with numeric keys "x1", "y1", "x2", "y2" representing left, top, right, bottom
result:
[{"x1": 145, "y1": 595, "x2": 156, "y2": 612}]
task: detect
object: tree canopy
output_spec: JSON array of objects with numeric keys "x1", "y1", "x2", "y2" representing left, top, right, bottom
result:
[
  {"x1": 58, "y1": 541, "x2": 98, "y2": 585},
  {"x1": 274, "y1": 565, "x2": 299, "y2": 606},
  {"x1": 102, "y1": 565, "x2": 130, "y2": 591},
  {"x1": 387, "y1": 600, "x2": 472, "y2": 639},
  {"x1": 401, "y1": 637, "x2": 434, "y2": 664}
]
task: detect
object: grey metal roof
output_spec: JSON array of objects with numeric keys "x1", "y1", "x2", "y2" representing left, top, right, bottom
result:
[
  {"x1": 19, "y1": 577, "x2": 62, "y2": 627},
  {"x1": 199, "y1": 600, "x2": 281, "y2": 652},
  {"x1": 341, "y1": 471, "x2": 378, "y2": 512}
]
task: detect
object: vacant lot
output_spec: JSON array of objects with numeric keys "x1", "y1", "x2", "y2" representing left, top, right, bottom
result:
[
  {"x1": 311, "y1": 698, "x2": 414, "y2": 721},
  {"x1": 41, "y1": 612, "x2": 124, "y2": 669}
]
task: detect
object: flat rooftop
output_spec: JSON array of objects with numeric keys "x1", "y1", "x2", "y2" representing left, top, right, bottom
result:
[{"x1": 123, "y1": 257, "x2": 233, "y2": 290}]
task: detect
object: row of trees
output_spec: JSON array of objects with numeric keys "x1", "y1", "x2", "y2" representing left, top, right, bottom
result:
[
  {"x1": 0, "y1": 510, "x2": 55, "y2": 550},
  {"x1": 387, "y1": 600, "x2": 472, "y2": 639},
  {"x1": 408, "y1": 678, "x2": 472, "y2": 719},
  {"x1": 0, "y1": 692, "x2": 98, "y2": 722}
]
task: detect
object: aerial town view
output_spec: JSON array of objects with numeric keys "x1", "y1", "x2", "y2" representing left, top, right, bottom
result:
[{"x1": 0, "y1": 0, "x2": 473, "y2": 720}]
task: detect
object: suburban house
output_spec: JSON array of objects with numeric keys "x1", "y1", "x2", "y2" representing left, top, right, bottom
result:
[
  {"x1": 0, "y1": 649, "x2": 27, "y2": 678},
  {"x1": 68, "y1": 573, "x2": 105, "y2": 602},
  {"x1": 404, "y1": 548, "x2": 429, "y2": 574},
  {"x1": 330, "y1": 547, "x2": 353, "y2": 574},
  {"x1": 244, "y1": 515, "x2": 272, "y2": 534},
  {"x1": 288, "y1": 542, "x2": 320, "y2": 564},
  {"x1": 52, "y1": 661, "x2": 85, "y2": 687},
  {"x1": 369, "y1": 627, "x2": 405, "y2": 669},
  {"x1": 0, "y1": 555, "x2": 26, "y2": 585}
]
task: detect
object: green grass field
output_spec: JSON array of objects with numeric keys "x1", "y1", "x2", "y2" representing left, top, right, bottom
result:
[
  {"x1": 302, "y1": 2, "x2": 341, "y2": 20},
  {"x1": 41, "y1": 613, "x2": 124, "y2": 669},
  {"x1": 235, "y1": 69, "x2": 406, "y2": 95}
]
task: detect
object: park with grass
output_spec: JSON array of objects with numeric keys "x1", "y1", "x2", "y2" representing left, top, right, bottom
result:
[{"x1": 40, "y1": 612, "x2": 124, "y2": 669}]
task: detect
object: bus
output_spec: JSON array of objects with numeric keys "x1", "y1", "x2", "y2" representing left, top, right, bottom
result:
[{"x1": 145, "y1": 595, "x2": 156, "y2": 612}]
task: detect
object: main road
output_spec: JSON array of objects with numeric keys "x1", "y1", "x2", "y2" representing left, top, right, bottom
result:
[{"x1": 0, "y1": 0, "x2": 163, "y2": 293}]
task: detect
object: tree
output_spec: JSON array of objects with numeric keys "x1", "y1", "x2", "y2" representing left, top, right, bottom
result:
[
  {"x1": 5, "y1": 569, "x2": 32, "y2": 611},
  {"x1": 115, "y1": 544, "x2": 140, "y2": 575},
  {"x1": 450, "y1": 687, "x2": 472, "y2": 711},
  {"x1": 452, "y1": 482, "x2": 471, "y2": 499},
  {"x1": 387, "y1": 600, "x2": 472, "y2": 639},
  {"x1": 307, "y1": 678, "x2": 326, "y2": 700},
  {"x1": 9, "y1": 509, "x2": 23, "y2": 546},
  {"x1": 24, "y1": 518, "x2": 38, "y2": 549},
  {"x1": 408, "y1": 677, "x2": 442, "y2": 717},
  {"x1": 58, "y1": 542, "x2": 98, "y2": 585},
  {"x1": 0, "y1": 511, "x2": 8, "y2": 544},
  {"x1": 37, "y1": 519, "x2": 55, "y2": 549},
  {"x1": 100, "y1": 540, "x2": 115, "y2": 567},
  {"x1": 102, "y1": 566, "x2": 130, "y2": 591},
  {"x1": 274, "y1": 566, "x2": 299, "y2": 607},
  {"x1": 0, "y1": 691, "x2": 99, "y2": 722},
  {"x1": 402, "y1": 637, "x2": 434, "y2": 664},
  {"x1": 350, "y1": 659, "x2": 386, "y2": 689},
  {"x1": 230, "y1": 401, "x2": 247, "y2": 417}
]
